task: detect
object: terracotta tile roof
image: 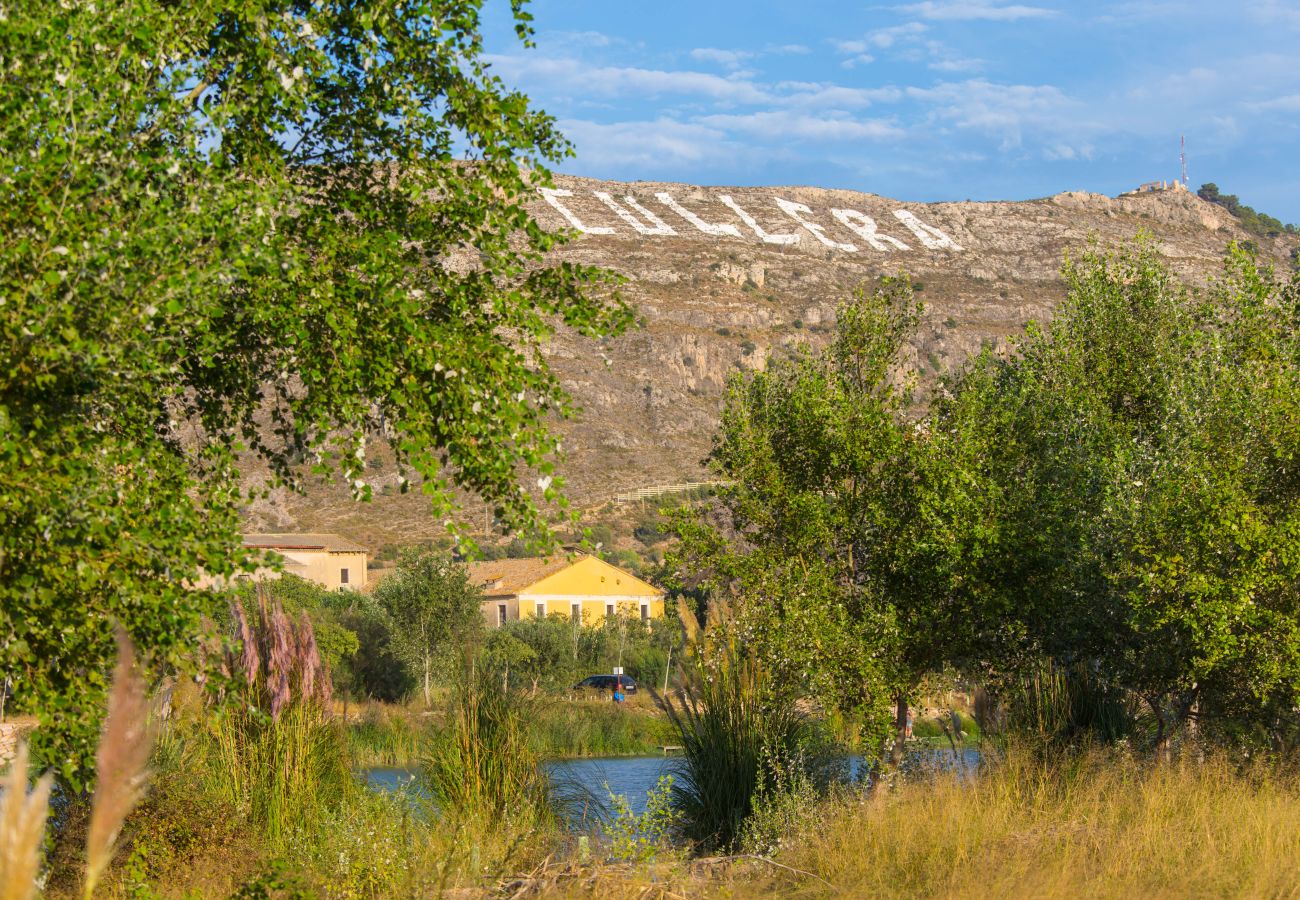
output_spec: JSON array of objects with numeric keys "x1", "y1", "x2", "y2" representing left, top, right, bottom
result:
[
  {"x1": 242, "y1": 533, "x2": 368, "y2": 554},
  {"x1": 466, "y1": 555, "x2": 578, "y2": 597}
]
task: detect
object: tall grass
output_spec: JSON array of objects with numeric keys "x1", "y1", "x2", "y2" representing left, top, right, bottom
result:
[
  {"x1": 663, "y1": 651, "x2": 825, "y2": 853},
  {"x1": 770, "y1": 746, "x2": 1300, "y2": 898},
  {"x1": 346, "y1": 703, "x2": 423, "y2": 767},
  {"x1": 196, "y1": 590, "x2": 352, "y2": 845},
  {"x1": 420, "y1": 661, "x2": 554, "y2": 834},
  {"x1": 203, "y1": 702, "x2": 353, "y2": 845},
  {"x1": 984, "y1": 660, "x2": 1137, "y2": 750},
  {"x1": 528, "y1": 700, "x2": 675, "y2": 758}
]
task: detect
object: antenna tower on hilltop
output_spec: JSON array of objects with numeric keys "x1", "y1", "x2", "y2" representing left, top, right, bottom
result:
[{"x1": 1180, "y1": 134, "x2": 1188, "y2": 187}]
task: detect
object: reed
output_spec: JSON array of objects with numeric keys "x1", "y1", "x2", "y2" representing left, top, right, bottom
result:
[
  {"x1": 988, "y1": 660, "x2": 1136, "y2": 750},
  {"x1": 420, "y1": 660, "x2": 554, "y2": 833},
  {"x1": 662, "y1": 651, "x2": 823, "y2": 853},
  {"x1": 198, "y1": 588, "x2": 352, "y2": 845},
  {"x1": 83, "y1": 631, "x2": 154, "y2": 898},
  {"x1": 527, "y1": 700, "x2": 675, "y2": 758},
  {"x1": 0, "y1": 743, "x2": 52, "y2": 900},
  {"x1": 346, "y1": 703, "x2": 423, "y2": 767}
]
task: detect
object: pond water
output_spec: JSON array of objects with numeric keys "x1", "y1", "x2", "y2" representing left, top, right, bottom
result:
[{"x1": 364, "y1": 744, "x2": 981, "y2": 822}]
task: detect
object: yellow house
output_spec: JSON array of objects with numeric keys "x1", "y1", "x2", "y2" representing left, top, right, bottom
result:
[
  {"x1": 241, "y1": 533, "x2": 369, "y2": 592},
  {"x1": 467, "y1": 554, "x2": 666, "y2": 628}
]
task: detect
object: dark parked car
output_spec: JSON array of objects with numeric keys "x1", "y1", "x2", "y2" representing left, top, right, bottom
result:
[{"x1": 573, "y1": 674, "x2": 638, "y2": 694}]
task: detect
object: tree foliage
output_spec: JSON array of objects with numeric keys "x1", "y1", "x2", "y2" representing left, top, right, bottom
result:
[
  {"x1": 373, "y1": 550, "x2": 484, "y2": 704},
  {"x1": 0, "y1": 0, "x2": 628, "y2": 784},
  {"x1": 1198, "y1": 183, "x2": 1299, "y2": 238},
  {"x1": 948, "y1": 242, "x2": 1300, "y2": 744},
  {"x1": 678, "y1": 241, "x2": 1300, "y2": 752},
  {"x1": 669, "y1": 279, "x2": 954, "y2": 751}
]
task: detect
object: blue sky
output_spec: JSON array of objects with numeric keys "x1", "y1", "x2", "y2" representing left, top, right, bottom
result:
[{"x1": 481, "y1": 1, "x2": 1300, "y2": 222}]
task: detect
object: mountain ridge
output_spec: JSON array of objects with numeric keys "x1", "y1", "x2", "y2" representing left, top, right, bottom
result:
[{"x1": 242, "y1": 175, "x2": 1298, "y2": 549}]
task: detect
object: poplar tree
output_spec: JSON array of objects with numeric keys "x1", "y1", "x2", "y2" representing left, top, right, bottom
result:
[{"x1": 0, "y1": 0, "x2": 628, "y2": 784}]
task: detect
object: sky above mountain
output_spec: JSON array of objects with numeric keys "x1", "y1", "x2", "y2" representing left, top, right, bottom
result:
[{"x1": 482, "y1": 1, "x2": 1300, "y2": 222}]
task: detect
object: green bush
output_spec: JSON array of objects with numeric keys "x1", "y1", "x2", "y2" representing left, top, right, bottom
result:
[{"x1": 634, "y1": 515, "x2": 668, "y2": 546}]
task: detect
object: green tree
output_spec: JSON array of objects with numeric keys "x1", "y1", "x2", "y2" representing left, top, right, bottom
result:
[
  {"x1": 373, "y1": 550, "x2": 483, "y2": 704},
  {"x1": 670, "y1": 279, "x2": 970, "y2": 759},
  {"x1": 949, "y1": 241, "x2": 1300, "y2": 748},
  {"x1": 0, "y1": 0, "x2": 628, "y2": 784}
]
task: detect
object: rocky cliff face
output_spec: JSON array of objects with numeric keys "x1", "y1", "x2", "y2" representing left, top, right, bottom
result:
[{"x1": 243, "y1": 176, "x2": 1298, "y2": 548}]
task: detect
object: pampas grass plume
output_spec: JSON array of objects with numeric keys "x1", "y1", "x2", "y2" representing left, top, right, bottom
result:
[
  {"x1": 0, "y1": 741, "x2": 52, "y2": 900},
  {"x1": 83, "y1": 630, "x2": 154, "y2": 899}
]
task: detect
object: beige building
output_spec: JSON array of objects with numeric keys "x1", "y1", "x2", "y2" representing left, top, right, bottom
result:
[
  {"x1": 467, "y1": 554, "x2": 666, "y2": 628},
  {"x1": 241, "y1": 533, "x2": 369, "y2": 592}
]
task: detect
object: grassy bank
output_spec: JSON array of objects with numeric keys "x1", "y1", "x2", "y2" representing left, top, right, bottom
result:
[
  {"x1": 768, "y1": 748, "x2": 1300, "y2": 898},
  {"x1": 56, "y1": 728, "x2": 1300, "y2": 897},
  {"x1": 498, "y1": 747, "x2": 1300, "y2": 899},
  {"x1": 528, "y1": 698, "x2": 676, "y2": 759},
  {"x1": 345, "y1": 696, "x2": 675, "y2": 767}
]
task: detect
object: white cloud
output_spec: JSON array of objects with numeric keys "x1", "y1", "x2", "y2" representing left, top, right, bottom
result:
[
  {"x1": 1247, "y1": 0, "x2": 1300, "y2": 29},
  {"x1": 557, "y1": 118, "x2": 733, "y2": 168},
  {"x1": 930, "y1": 56, "x2": 986, "y2": 72},
  {"x1": 690, "y1": 47, "x2": 754, "y2": 69},
  {"x1": 698, "y1": 110, "x2": 904, "y2": 141},
  {"x1": 483, "y1": 55, "x2": 771, "y2": 104},
  {"x1": 906, "y1": 79, "x2": 1078, "y2": 148},
  {"x1": 774, "y1": 83, "x2": 904, "y2": 108},
  {"x1": 1044, "y1": 143, "x2": 1096, "y2": 161},
  {"x1": 896, "y1": 1, "x2": 1058, "y2": 21},
  {"x1": 769, "y1": 43, "x2": 812, "y2": 54},
  {"x1": 1249, "y1": 94, "x2": 1300, "y2": 112},
  {"x1": 866, "y1": 22, "x2": 930, "y2": 48}
]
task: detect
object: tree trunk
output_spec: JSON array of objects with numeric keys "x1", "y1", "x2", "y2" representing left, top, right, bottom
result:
[
  {"x1": 890, "y1": 694, "x2": 908, "y2": 770},
  {"x1": 423, "y1": 655, "x2": 431, "y2": 707}
]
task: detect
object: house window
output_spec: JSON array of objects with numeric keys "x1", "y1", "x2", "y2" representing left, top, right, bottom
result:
[
  {"x1": 640, "y1": 603, "x2": 650, "y2": 622},
  {"x1": 606, "y1": 603, "x2": 615, "y2": 619},
  {"x1": 498, "y1": 604, "x2": 507, "y2": 626},
  {"x1": 536, "y1": 601, "x2": 546, "y2": 619},
  {"x1": 340, "y1": 568, "x2": 349, "y2": 585},
  {"x1": 571, "y1": 603, "x2": 581, "y2": 623}
]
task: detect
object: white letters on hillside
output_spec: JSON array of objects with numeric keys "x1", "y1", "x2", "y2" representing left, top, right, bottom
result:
[
  {"x1": 892, "y1": 209, "x2": 963, "y2": 251},
  {"x1": 775, "y1": 198, "x2": 857, "y2": 252},
  {"x1": 540, "y1": 187, "x2": 615, "y2": 235},
  {"x1": 831, "y1": 209, "x2": 910, "y2": 252},
  {"x1": 655, "y1": 192, "x2": 743, "y2": 238},
  {"x1": 593, "y1": 192, "x2": 677, "y2": 236},
  {"x1": 717, "y1": 195, "x2": 799, "y2": 245},
  {"x1": 534, "y1": 188, "x2": 964, "y2": 254}
]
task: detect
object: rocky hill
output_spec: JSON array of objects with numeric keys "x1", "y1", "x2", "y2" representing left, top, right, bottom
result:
[{"x1": 242, "y1": 176, "x2": 1299, "y2": 549}]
